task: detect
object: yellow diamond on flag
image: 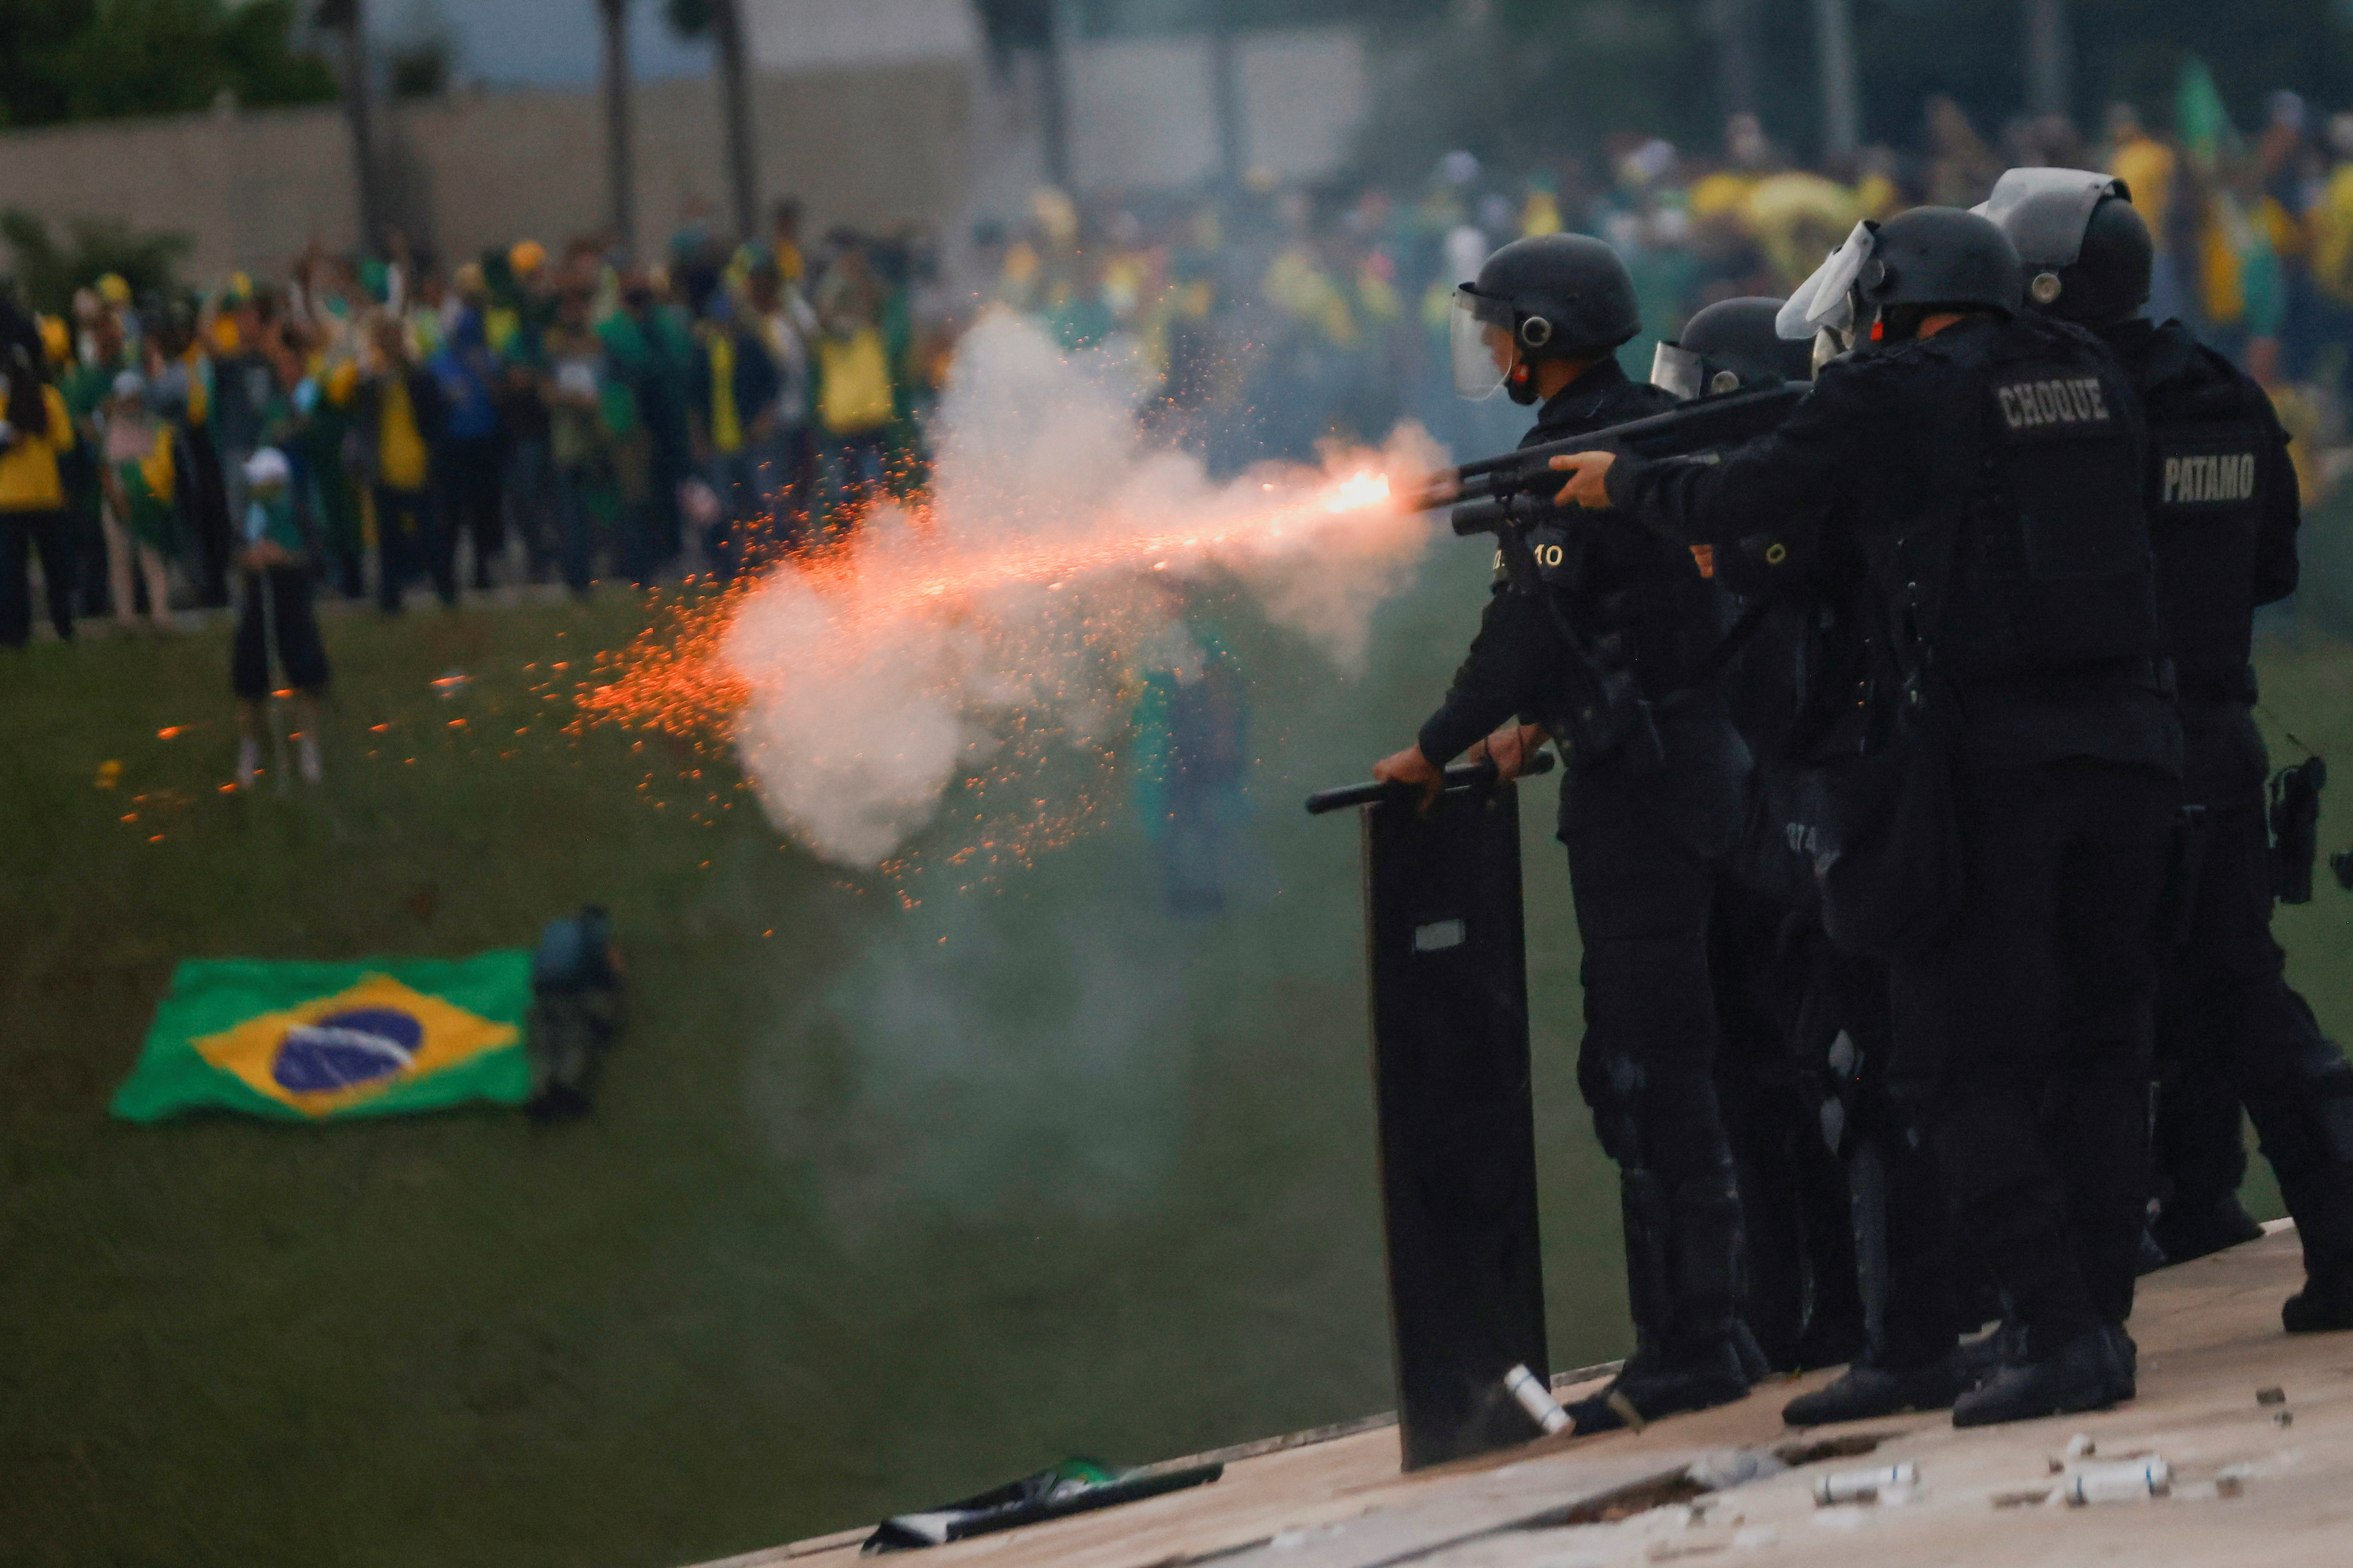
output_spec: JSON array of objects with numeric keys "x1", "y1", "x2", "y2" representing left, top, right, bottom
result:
[{"x1": 194, "y1": 973, "x2": 520, "y2": 1117}]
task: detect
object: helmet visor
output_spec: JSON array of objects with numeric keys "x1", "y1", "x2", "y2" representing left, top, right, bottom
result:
[
  {"x1": 1450, "y1": 286, "x2": 1516, "y2": 400},
  {"x1": 1650, "y1": 340, "x2": 1704, "y2": 401}
]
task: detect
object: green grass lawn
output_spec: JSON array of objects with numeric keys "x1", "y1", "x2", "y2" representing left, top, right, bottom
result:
[
  {"x1": 3, "y1": 568, "x2": 2348, "y2": 1568},
  {"x1": 0, "y1": 575, "x2": 1592, "y2": 1568}
]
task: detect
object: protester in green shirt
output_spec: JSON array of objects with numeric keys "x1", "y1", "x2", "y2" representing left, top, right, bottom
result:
[{"x1": 96, "y1": 372, "x2": 177, "y2": 631}]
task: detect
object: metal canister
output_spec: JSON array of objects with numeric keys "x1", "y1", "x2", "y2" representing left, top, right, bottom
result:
[
  {"x1": 1813, "y1": 1463, "x2": 1917, "y2": 1505},
  {"x1": 2064, "y1": 1457, "x2": 2170, "y2": 1505},
  {"x1": 1504, "y1": 1363, "x2": 1570, "y2": 1435}
]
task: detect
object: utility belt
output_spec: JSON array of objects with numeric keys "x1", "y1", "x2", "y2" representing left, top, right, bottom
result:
[{"x1": 1540, "y1": 593, "x2": 1773, "y2": 776}]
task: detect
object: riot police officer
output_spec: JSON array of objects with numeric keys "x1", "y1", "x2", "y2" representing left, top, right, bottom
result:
[
  {"x1": 1986, "y1": 168, "x2": 2353, "y2": 1332},
  {"x1": 1655, "y1": 300, "x2": 1869, "y2": 1375},
  {"x1": 1664, "y1": 298, "x2": 1962, "y2": 1416},
  {"x1": 1373, "y1": 234, "x2": 1761, "y2": 1431},
  {"x1": 1553, "y1": 207, "x2": 2179, "y2": 1426}
]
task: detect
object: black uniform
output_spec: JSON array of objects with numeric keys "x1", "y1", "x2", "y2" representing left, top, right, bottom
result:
[
  {"x1": 2103, "y1": 317, "x2": 2353, "y2": 1285},
  {"x1": 1610, "y1": 311, "x2": 2180, "y2": 1365},
  {"x1": 1710, "y1": 561, "x2": 1871, "y2": 1373},
  {"x1": 1419, "y1": 359, "x2": 1759, "y2": 1388},
  {"x1": 1716, "y1": 521, "x2": 2006, "y2": 1393}
]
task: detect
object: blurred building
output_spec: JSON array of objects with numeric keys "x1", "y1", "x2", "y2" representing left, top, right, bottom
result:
[{"x1": 0, "y1": 0, "x2": 1369, "y2": 281}]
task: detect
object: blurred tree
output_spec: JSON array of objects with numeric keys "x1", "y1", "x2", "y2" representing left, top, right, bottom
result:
[
  {"x1": 313, "y1": 0, "x2": 386, "y2": 255},
  {"x1": 0, "y1": 0, "x2": 334, "y2": 126},
  {"x1": 0, "y1": 208, "x2": 190, "y2": 313},
  {"x1": 386, "y1": 35, "x2": 447, "y2": 97},
  {"x1": 663, "y1": 0, "x2": 756, "y2": 240},
  {"x1": 598, "y1": 0, "x2": 635, "y2": 257},
  {"x1": 1347, "y1": 0, "x2": 2353, "y2": 183}
]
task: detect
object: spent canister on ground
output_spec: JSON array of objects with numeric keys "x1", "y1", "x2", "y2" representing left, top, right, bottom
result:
[
  {"x1": 2064, "y1": 1457, "x2": 2170, "y2": 1505},
  {"x1": 1813, "y1": 1463, "x2": 1917, "y2": 1505}
]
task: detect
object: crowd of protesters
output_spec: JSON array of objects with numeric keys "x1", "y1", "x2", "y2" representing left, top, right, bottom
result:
[
  {"x1": 947, "y1": 88, "x2": 2353, "y2": 516},
  {"x1": 10, "y1": 72, "x2": 2353, "y2": 661},
  {"x1": 0, "y1": 198, "x2": 957, "y2": 654}
]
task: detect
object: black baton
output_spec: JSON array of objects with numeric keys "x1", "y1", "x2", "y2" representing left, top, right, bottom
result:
[{"x1": 1305, "y1": 749, "x2": 1556, "y2": 816}]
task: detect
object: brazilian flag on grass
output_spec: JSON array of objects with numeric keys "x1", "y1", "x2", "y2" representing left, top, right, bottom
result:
[{"x1": 111, "y1": 953, "x2": 533, "y2": 1123}]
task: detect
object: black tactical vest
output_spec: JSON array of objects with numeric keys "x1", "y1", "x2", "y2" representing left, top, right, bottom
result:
[
  {"x1": 1927, "y1": 321, "x2": 2157, "y2": 682},
  {"x1": 1517, "y1": 367, "x2": 1718, "y2": 695},
  {"x1": 2128, "y1": 326, "x2": 2278, "y2": 689}
]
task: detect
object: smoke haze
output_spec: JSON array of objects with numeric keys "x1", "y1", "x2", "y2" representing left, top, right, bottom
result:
[{"x1": 722, "y1": 311, "x2": 1439, "y2": 868}]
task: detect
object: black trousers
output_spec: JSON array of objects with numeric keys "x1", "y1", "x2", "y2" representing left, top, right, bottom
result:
[
  {"x1": 2157, "y1": 787, "x2": 2353, "y2": 1269},
  {"x1": 1835, "y1": 944, "x2": 1991, "y2": 1367},
  {"x1": 232, "y1": 566, "x2": 330, "y2": 698},
  {"x1": 0, "y1": 507, "x2": 75, "y2": 645},
  {"x1": 1890, "y1": 757, "x2": 2176, "y2": 1359},
  {"x1": 374, "y1": 484, "x2": 453, "y2": 611},
  {"x1": 436, "y1": 436, "x2": 504, "y2": 587},
  {"x1": 1710, "y1": 882, "x2": 1866, "y2": 1371},
  {"x1": 1561, "y1": 708, "x2": 1751, "y2": 1354}
]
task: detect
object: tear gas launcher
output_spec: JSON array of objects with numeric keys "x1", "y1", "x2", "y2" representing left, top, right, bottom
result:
[
  {"x1": 1407, "y1": 384, "x2": 1806, "y2": 771},
  {"x1": 1414, "y1": 382, "x2": 1806, "y2": 560}
]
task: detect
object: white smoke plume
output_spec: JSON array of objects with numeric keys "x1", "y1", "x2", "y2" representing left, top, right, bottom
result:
[{"x1": 722, "y1": 311, "x2": 1438, "y2": 868}]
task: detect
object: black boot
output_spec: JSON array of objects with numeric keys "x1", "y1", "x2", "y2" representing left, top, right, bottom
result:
[
  {"x1": 2274, "y1": 1157, "x2": 2353, "y2": 1333},
  {"x1": 1574, "y1": 1167, "x2": 1754, "y2": 1434},
  {"x1": 2152, "y1": 1194, "x2": 2265, "y2": 1264},
  {"x1": 1566, "y1": 1337, "x2": 1753, "y2": 1434},
  {"x1": 1950, "y1": 1327, "x2": 2127, "y2": 1428},
  {"x1": 2283, "y1": 1266, "x2": 2353, "y2": 1332},
  {"x1": 1782, "y1": 1351, "x2": 1966, "y2": 1426}
]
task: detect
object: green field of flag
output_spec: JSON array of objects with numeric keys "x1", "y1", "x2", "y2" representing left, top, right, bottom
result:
[{"x1": 111, "y1": 952, "x2": 533, "y2": 1123}]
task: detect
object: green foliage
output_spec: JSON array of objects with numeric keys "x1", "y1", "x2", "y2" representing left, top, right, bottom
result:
[
  {"x1": 1354, "y1": 1, "x2": 1720, "y2": 175},
  {"x1": 387, "y1": 35, "x2": 448, "y2": 98},
  {"x1": 1350, "y1": 0, "x2": 2353, "y2": 179},
  {"x1": 0, "y1": 0, "x2": 334, "y2": 128},
  {"x1": 0, "y1": 207, "x2": 190, "y2": 315},
  {"x1": 1833, "y1": 0, "x2": 2353, "y2": 150}
]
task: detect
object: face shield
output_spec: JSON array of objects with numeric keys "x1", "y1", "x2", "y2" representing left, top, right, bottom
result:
[
  {"x1": 1650, "y1": 340, "x2": 1704, "y2": 401},
  {"x1": 1450, "y1": 286, "x2": 1519, "y2": 400},
  {"x1": 1972, "y1": 167, "x2": 2117, "y2": 270}
]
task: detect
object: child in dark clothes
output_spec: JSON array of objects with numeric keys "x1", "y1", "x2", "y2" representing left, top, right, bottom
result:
[{"x1": 232, "y1": 447, "x2": 330, "y2": 788}]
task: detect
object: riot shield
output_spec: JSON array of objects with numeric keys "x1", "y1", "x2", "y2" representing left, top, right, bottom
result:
[{"x1": 1308, "y1": 758, "x2": 1551, "y2": 1468}]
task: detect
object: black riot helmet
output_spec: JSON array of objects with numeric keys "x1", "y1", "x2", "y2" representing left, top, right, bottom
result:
[
  {"x1": 1651, "y1": 297, "x2": 1814, "y2": 399},
  {"x1": 1452, "y1": 234, "x2": 1642, "y2": 404},
  {"x1": 1856, "y1": 205, "x2": 2023, "y2": 324},
  {"x1": 1973, "y1": 167, "x2": 2152, "y2": 324}
]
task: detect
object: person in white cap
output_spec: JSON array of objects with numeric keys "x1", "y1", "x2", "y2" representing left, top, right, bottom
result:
[{"x1": 232, "y1": 445, "x2": 330, "y2": 788}]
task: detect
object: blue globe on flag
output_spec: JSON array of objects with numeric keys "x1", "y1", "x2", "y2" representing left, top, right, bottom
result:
[{"x1": 272, "y1": 1007, "x2": 425, "y2": 1093}]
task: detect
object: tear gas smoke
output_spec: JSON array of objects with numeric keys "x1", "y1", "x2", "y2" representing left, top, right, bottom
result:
[
  {"x1": 606, "y1": 312, "x2": 1439, "y2": 871},
  {"x1": 746, "y1": 891, "x2": 1195, "y2": 1231}
]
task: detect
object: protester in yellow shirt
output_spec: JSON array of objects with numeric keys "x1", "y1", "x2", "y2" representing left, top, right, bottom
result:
[
  {"x1": 356, "y1": 313, "x2": 451, "y2": 612},
  {"x1": 2107, "y1": 109, "x2": 2178, "y2": 240},
  {"x1": 0, "y1": 332, "x2": 78, "y2": 646}
]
